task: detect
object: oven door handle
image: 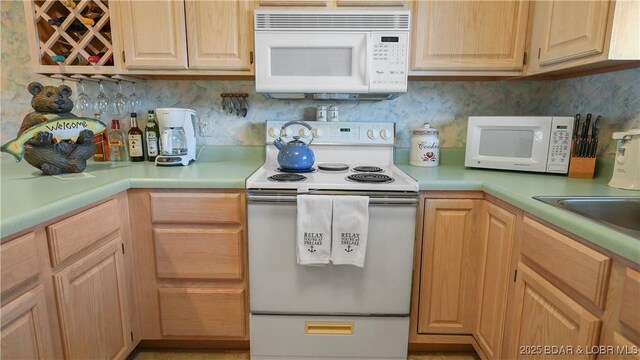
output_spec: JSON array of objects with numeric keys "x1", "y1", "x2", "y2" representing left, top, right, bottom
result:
[{"x1": 247, "y1": 195, "x2": 418, "y2": 206}]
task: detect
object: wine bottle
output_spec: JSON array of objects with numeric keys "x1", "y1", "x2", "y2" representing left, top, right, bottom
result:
[
  {"x1": 145, "y1": 110, "x2": 160, "y2": 162},
  {"x1": 127, "y1": 113, "x2": 144, "y2": 162},
  {"x1": 48, "y1": 17, "x2": 86, "y2": 34}
]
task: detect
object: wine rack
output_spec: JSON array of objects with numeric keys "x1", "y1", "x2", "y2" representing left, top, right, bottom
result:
[{"x1": 24, "y1": 0, "x2": 119, "y2": 74}]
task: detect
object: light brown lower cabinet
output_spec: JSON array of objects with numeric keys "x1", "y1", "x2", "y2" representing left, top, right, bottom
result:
[
  {"x1": 54, "y1": 238, "x2": 132, "y2": 359},
  {"x1": 129, "y1": 189, "x2": 249, "y2": 341},
  {"x1": 599, "y1": 264, "x2": 640, "y2": 360},
  {"x1": 1, "y1": 286, "x2": 55, "y2": 359},
  {"x1": 475, "y1": 200, "x2": 518, "y2": 359},
  {"x1": 417, "y1": 197, "x2": 482, "y2": 335},
  {"x1": 1, "y1": 193, "x2": 137, "y2": 360},
  {"x1": 503, "y1": 263, "x2": 602, "y2": 359}
]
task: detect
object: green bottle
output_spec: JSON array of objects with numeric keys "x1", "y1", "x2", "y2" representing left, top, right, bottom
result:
[{"x1": 145, "y1": 110, "x2": 160, "y2": 161}]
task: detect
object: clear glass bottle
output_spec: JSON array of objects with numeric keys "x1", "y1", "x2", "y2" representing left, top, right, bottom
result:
[
  {"x1": 145, "y1": 110, "x2": 160, "y2": 162},
  {"x1": 127, "y1": 113, "x2": 144, "y2": 162},
  {"x1": 108, "y1": 119, "x2": 127, "y2": 162}
]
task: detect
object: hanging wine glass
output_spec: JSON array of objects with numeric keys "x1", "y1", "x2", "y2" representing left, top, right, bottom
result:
[
  {"x1": 94, "y1": 81, "x2": 110, "y2": 115},
  {"x1": 114, "y1": 80, "x2": 128, "y2": 115},
  {"x1": 75, "y1": 80, "x2": 92, "y2": 116},
  {"x1": 128, "y1": 82, "x2": 140, "y2": 114}
]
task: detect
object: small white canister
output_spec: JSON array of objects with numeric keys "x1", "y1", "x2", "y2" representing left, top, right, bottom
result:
[
  {"x1": 316, "y1": 105, "x2": 327, "y2": 122},
  {"x1": 410, "y1": 123, "x2": 440, "y2": 167}
]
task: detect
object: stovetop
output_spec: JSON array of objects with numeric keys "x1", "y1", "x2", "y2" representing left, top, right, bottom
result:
[{"x1": 246, "y1": 120, "x2": 418, "y2": 193}]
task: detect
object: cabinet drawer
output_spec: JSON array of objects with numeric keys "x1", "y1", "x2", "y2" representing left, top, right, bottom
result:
[
  {"x1": 158, "y1": 288, "x2": 246, "y2": 337},
  {"x1": 251, "y1": 314, "x2": 409, "y2": 359},
  {"x1": 154, "y1": 228, "x2": 243, "y2": 280},
  {"x1": 46, "y1": 199, "x2": 120, "y2": 267},
  {"x1": 150, "y1": 192, "x2": 242, "y2": 224},
  {"x1": 521, "y1": 217, "x2": 611, "y2": 309},
  {"x1": 1, "y1": 233, "x2": 40, "y2": 294},
  {"x1": 620, "y1": 268, "x2": 640, "y2": 338}
]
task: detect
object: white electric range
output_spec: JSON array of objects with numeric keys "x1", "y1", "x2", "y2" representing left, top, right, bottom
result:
[
  {"x1": 246, "y1": 120, "x2": 419, "y2": 193},
  {"x1": 246, "y1": 121, "x2": 418, "y2": 360}
]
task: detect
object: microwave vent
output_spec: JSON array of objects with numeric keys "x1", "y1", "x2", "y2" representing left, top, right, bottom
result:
[{"x1": 255, "y1": 11, "x2": 410, "y2": 31}]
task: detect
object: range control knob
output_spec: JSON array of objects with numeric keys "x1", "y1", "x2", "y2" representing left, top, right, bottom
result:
[
  {"x1": 380, "y1": 129, "x2": 391, "y2": 140},
  {"x1": 268, "y1": 127, "x2": 279, "y2": 138},
  {"x1": 281, "y1": 128, "x2": 293, "y2": 137},
  {"x1": 299, "y1": 128, "x2": 311, "y2": 138},
  {"x1": 367, "y1": 129, "x2": 379, "y2": 140},
  {"x1": 312, "y1": 128, "x2": 323, "y2": 138}
]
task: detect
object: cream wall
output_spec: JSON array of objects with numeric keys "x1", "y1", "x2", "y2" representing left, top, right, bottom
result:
[{"x1": 2, "y1": 1, "x2": 639, "y2": 161}]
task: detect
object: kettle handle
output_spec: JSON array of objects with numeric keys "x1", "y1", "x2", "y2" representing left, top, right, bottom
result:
[{"x1": 280, "y1": 120, "x2": 315, "y2": 145}]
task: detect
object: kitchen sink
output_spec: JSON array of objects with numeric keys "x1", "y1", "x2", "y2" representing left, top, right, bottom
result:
[{"x1": 533, "y1": 196, "x2": 640, "y2": 239}]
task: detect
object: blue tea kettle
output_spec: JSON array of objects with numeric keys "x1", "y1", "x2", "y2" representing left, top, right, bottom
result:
[{"x1": 273, "y1": 120, "x2": 315, "y2": 171}]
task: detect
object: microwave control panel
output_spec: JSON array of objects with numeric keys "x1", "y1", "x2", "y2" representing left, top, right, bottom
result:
[
  {"x1": 547, "y1": 117, "x2": 575, "y2": 173},
  {"x1": 370, "y1": 33, "x2": 409, "y2": 93}
]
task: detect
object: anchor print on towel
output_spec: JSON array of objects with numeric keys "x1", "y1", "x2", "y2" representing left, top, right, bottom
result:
[
  {"x1": 304, "y1": 232, "x2": 323, "y2": 252},
  {"x1": 341, "y1": 232, "x2": 360, "y2": 252}
]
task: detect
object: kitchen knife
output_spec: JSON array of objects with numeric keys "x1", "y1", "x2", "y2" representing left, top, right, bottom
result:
[
  {"x1": 580, "y1": 113, "x2": 592, "y2": 157},
  {"x1": 572, "y1": 114, "x2": 580, "y2": 156},
  {"x1": 589, "y1": 115, "x2": 602, "y2": 157}
]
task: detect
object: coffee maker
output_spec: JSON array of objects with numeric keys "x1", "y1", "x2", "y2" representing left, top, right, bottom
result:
[
  {"x1": 155, "y1": 108, "x2": 197, "y2": 166},
  {"x1": 608, "y1": 128, "x2": 640, "y2": 190}
]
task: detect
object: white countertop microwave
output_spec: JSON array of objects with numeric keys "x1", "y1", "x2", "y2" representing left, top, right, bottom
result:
[
  {"x1": 254, "y1": 9, "x2": 410, "y2": 100},
  {"x1": 465, "y1": 116, "x2": 575, "y2": 174}
]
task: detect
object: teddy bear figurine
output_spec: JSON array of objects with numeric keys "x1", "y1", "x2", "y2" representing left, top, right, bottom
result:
[{"x1": 18, "y1": 82, "x2": 95, "y2": 175}]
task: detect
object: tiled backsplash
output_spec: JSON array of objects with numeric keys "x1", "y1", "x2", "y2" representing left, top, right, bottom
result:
[{"x1": 2, "y1": 1, "x2": 639, "y2": 162}]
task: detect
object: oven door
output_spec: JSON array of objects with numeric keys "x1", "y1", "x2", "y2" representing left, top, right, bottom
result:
[
  {"x1": 254, "y1": 32, "x2": 370, "y2": 93},
  {"x1": 247, "y1": 191, "x2": 417, "y2": 315},
  {"x1": 464, "y1": 116, "x2": 552, "y2": 172}
]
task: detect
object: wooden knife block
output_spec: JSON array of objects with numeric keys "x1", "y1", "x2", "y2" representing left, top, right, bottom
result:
[{"x1": 568, "y1": 156, "x2": 596, "y2": 179}]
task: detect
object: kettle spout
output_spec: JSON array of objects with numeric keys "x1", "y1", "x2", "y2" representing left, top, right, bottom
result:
[{"x1": 273, "y1": 139, "x2": 285, "y2": 150}]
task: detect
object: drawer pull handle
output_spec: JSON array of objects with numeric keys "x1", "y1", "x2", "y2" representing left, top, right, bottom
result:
[{"x1": 305, "y1": 321, "x2": 354, "y2": 335}]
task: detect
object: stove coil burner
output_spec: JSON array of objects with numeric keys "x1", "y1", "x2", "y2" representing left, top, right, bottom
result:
[
  {"x1": 318, "y1": 163, "x2": 349, "y2": 171},
  {"x1": 268, "y1": 173, "x2": 307, "y2": 182},
  {"x1": 352, "y1": 166, "x2": 384, "y2": 173},
  {"x1": 276, "y1": 167, "x2": 316, "y2": 174},
  {"x1": 347, "y1": 173, "x2": 394, "y2": 183}
]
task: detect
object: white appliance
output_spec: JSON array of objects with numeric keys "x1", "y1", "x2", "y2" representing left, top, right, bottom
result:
[
  {"x1": 609, "y1": 128, "x2": 640, "y2": 190},
  {"x1": 155, "y1": 108, "x2": 196, "y2": 166},
  {"x1": 254, "y1": 9, "x2": 410, "y2": 101},
  {"x1": 465, "y1": 116, "x2": 575, "y2": 173},
  {"x1": 246, "y1": 121, "x2": 418, "y2": 360}
]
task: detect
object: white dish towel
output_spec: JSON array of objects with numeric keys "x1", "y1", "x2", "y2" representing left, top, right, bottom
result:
[
  {"x1": 296, "y1": 195, "x2": 332, "y2": 265},
  {"x1": 331, "y1": 196, "x2": 370, "y2": 267}
]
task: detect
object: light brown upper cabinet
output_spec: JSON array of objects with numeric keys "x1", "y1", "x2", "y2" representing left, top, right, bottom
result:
[
  {"x1": 118, "y1": 1, "x2": 188, "y2": 70},
  {"x1": 411, "y1": 1, "x2": 530, "y2": 73},
  {"x1": 117, "y1": 0, "x2": 254, "y2": 73},
  {"x1": 527, "y1": 0, "x2": 640, "y2": 75}
]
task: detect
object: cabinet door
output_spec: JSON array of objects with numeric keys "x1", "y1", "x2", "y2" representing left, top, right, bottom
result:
[
  {"x1": 504, "y1": 263, "x2": 601, "y2": 359},
  {"x1": 54, "y1": 239, "x2": 131, "y2": 360},
  {"x1": 118, "y1": 0, "x2": 188, "y2": 69},
  {"x1": 418, "y1": 199, "x2": 481, "y2": 334},
  {"x1": 185, "y1": 0, "x2": 254, "y2": 71},
  {"x1": 476, "y1": 202, "x2": 516, "y2": 360},
  {"x1": 1, "y1": 286, "x2": 55, "y2": 360},
  {"x1": 411, "y1": 1, "x2": 529, "y2": 71},
  {"x1": 532, "y1": 0, "x2": 610, "y2": 67}
]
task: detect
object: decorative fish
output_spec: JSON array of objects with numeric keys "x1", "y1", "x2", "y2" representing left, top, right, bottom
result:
[{"x1": 1, "y1": 117, "x2": 107, "y2": 162}]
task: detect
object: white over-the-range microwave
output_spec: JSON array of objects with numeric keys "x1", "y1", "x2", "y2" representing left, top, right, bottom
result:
[
  {"x1": 254, "y1": 9, "x2": 410, "y2": 100},
  {"x1": 465, "y1": 116, "x2": 575, "y2": 174}
]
